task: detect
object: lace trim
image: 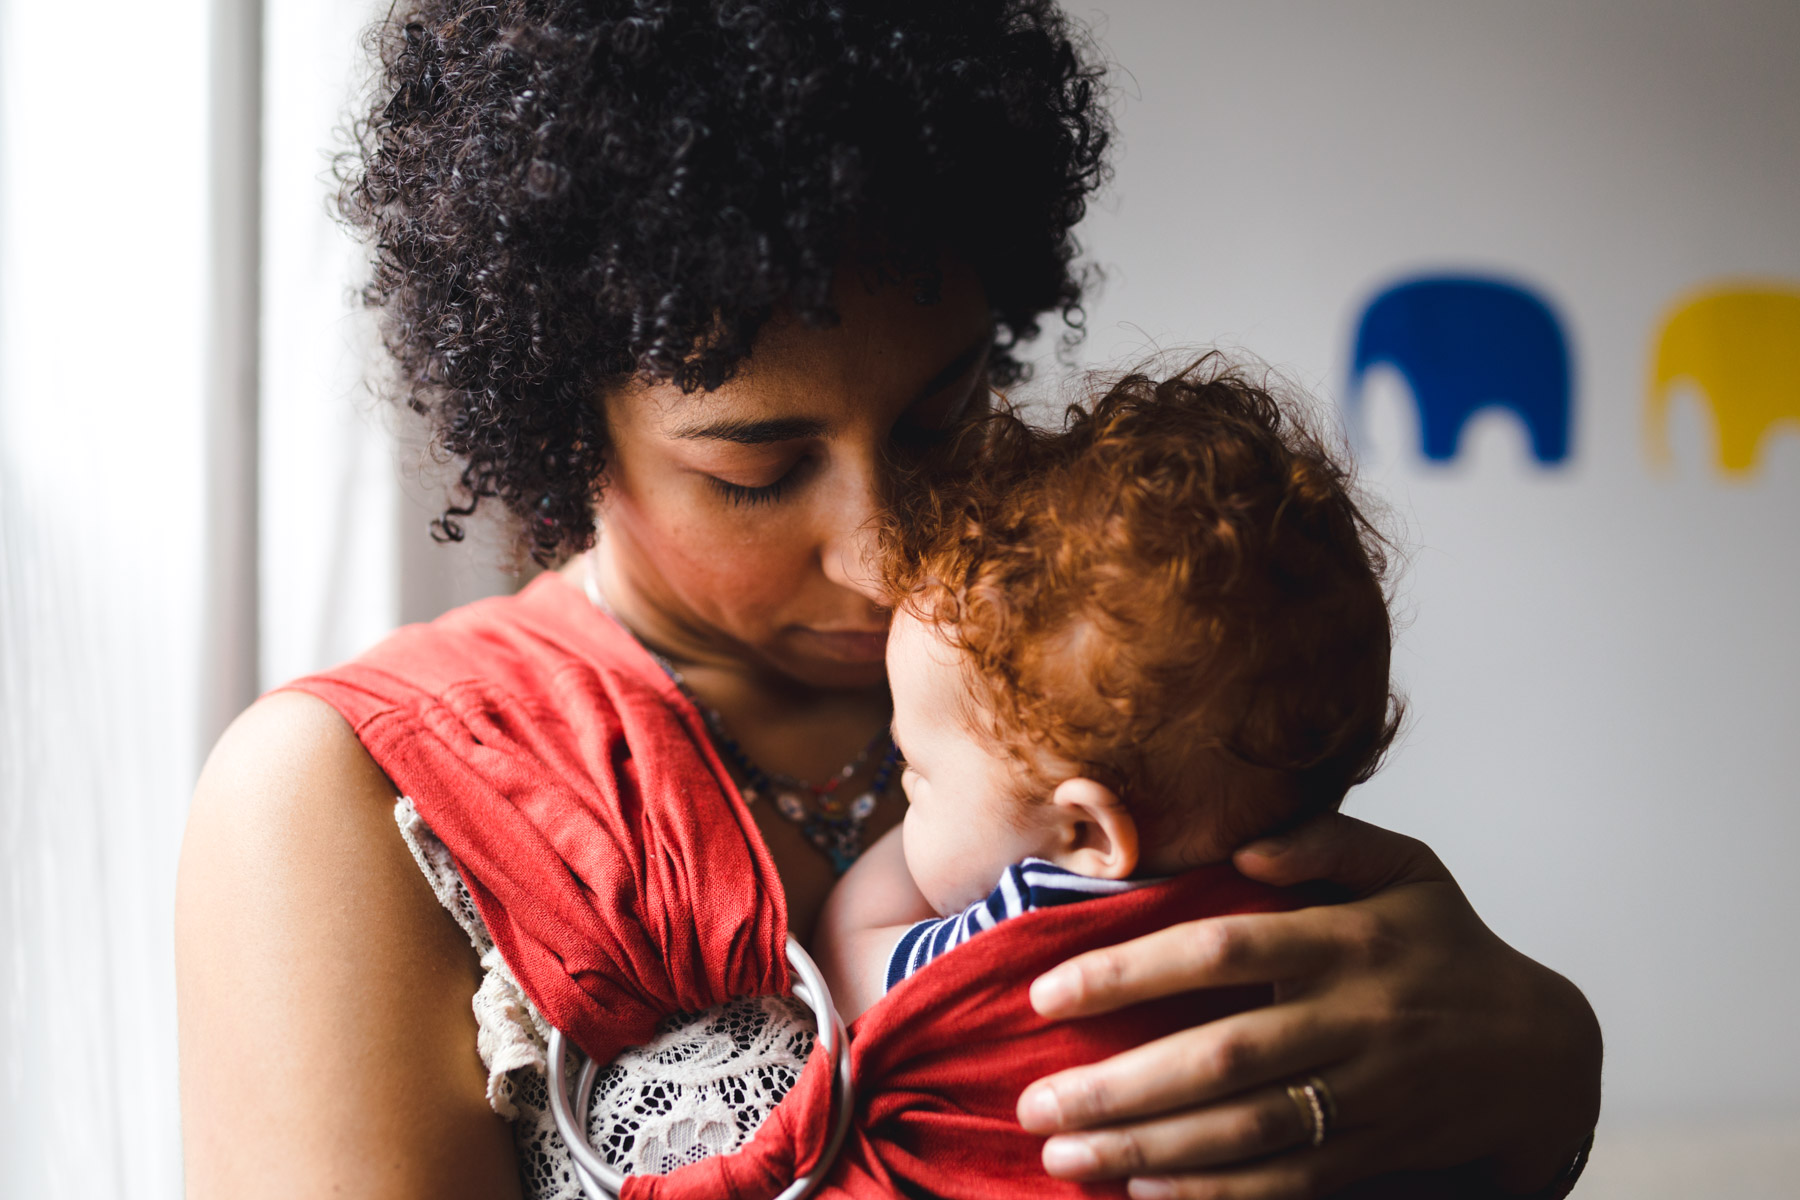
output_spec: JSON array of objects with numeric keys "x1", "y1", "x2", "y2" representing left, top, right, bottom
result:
[
  {"x1": 584, "y1": 995, "x2": 815, "y2": 1175},
  {"x1": 393, "y1": 798, "x2": 812, "y2": 1195},
  {"x1": 395, "y1": 797, "x2": 549, "y2": 1118}
]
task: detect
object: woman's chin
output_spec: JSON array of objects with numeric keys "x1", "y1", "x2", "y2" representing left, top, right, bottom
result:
[
  {"x1": 768, "y1": 642, "x2": 890, "y2": 692},
  {"x1": 771, "y1": 627, "x2": 890, "y2": 690},
  {"x1": 785, "y1": 657, "x2": 890, "y2": 693}
]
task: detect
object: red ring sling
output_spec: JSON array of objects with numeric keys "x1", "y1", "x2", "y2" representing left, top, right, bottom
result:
[{"x1": 285, "y1": 572, "x2": 1307, "y2": 1199}]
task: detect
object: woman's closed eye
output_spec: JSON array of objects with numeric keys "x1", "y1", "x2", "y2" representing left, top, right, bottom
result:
[
  {"x1": 709, "y1": 473, "x2": 795, "y2": 507},
  {"x1": 703, "y1": 454, "x2": 816, "y2": 507}
]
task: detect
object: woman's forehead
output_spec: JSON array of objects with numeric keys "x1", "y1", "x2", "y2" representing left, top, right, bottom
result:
[{"x1": 633, "y1": 272, "x2": 992, "y2": 432}]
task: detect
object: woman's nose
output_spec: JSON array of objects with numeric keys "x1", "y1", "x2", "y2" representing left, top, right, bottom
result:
[{"x1": 820, "y1": 462, "x2": 887, "y2": 603}]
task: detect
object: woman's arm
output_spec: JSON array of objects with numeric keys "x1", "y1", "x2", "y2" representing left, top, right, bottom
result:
[
  {"x1": 176, "y1": 692, "x2": 523, "y2": 1200},
  {"x1": 1015, "y1": 815, "x2": 1602, "y2": 1199}
]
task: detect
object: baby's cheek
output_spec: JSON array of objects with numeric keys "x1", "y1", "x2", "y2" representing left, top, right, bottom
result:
[
  {"x1": 897, "y1": 806, "x2": 933, "y2": 894},
  {"x1": 898, "y1": 803, "x2": 959, "y2": 916}
]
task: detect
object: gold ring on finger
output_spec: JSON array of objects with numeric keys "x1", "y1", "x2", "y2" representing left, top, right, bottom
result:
[
  {"x1": 1305, "y1": 1073, "x2": 1338, "y2": 1130},
  {"x1": 1284, "y1": 1074, "x2": 1334, "y2": 1148}
]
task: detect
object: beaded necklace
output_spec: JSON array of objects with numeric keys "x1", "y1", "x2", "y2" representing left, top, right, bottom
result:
[{"x1": 582, "y1": 553, "x2": 896, "y2": 874}]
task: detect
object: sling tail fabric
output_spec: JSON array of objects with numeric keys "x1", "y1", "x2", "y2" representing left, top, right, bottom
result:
[{"x1": 284, "y1": 574, "x2": 1306, "y2": 1199}]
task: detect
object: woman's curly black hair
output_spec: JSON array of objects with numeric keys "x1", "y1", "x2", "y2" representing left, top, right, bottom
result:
[{"x1": 339, "y1": 0, "x2": 1112, "y2": 563}]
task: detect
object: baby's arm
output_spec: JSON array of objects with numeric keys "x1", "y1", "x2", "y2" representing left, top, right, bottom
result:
[{"x1": 813, "y1": 825, "x2": 936, "y2": 1022}]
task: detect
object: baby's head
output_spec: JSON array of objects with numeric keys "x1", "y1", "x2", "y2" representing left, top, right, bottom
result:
[{"x1": 879, "y1": 358, "x2": 1401, "y2": 915}]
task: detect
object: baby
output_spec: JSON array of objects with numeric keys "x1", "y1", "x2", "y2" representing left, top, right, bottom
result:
[{"x1": 817, "y1": 356, "x2": 1401, "y2": 1020}]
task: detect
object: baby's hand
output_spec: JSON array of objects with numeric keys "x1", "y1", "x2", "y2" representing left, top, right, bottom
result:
[{"x1": 811, "y1": 825, "x2": 936, "y2": 1022}]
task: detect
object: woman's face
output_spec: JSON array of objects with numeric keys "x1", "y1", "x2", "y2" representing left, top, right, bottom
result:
[{"x1": 593, "y1": 262, "x2": 993, "y2": 691}]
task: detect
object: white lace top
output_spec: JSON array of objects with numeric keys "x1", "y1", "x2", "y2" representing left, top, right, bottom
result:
[{"x1": 395, "y1": 798, "x2": 815, "y2": 1198}]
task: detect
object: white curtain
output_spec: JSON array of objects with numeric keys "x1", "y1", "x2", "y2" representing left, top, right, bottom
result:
[
  {"x1": 0, "y1": 1, "x2": 514, "y2": 1195},
  {"x1": 0, "y1": 1, "x2": 209, "y2": 1194}
]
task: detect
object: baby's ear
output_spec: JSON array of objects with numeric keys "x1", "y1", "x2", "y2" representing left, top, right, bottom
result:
[{"x1": 1048, "y1": 777, "x2": 1139, "y2": 880}]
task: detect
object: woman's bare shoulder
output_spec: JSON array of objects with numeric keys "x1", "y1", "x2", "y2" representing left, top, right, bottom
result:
[
  {"x1": 188, "y1": 690, "x2": 389, "y2": 836},
  {"x1": 177, "y1": 691, "x2": 523, "y2": 1199}
]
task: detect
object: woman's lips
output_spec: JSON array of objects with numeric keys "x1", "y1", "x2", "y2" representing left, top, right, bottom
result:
[{"x1": 793, "y1": 626, "x2": 890, "y2": 664}]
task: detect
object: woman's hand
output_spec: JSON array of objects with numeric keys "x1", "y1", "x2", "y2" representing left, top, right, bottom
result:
[{"x1": 1015, "y1": 814, "x2": 1601, "y2": 1199}]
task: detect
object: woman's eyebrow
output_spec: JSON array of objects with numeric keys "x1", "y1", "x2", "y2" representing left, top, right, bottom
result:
[
  {"x1": 670, "y1": 415, "x2": 830, "y2": 444},
  {"x1": 667, "y1": 336, "x2": 988, "y2": 443},
  {"x1": 913, "y1": 337, "x2": 991, "y2": 405}
]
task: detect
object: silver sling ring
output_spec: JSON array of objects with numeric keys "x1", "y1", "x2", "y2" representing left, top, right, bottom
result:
[{"x1": 547, "y1": 935, "x2": 856, "y2": 1200}]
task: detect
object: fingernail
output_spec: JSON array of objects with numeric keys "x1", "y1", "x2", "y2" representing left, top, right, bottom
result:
[
  {"x1": 1128, "y1": 1179, "x2": 1177, "y2": 1200},
  {"x1": 1030, "y1": 970, "x2": 1076, "y2": 1015},
  {"x1": 1017, "y1": 1084, "x2": 1063, "y2": 1132},
  {"x1": 1243, "y1": 831, "x2": 1293, "y2": 856},
  {"x1": 1042, "y1": 1137, "x2": 1099, "y2": 1176}
]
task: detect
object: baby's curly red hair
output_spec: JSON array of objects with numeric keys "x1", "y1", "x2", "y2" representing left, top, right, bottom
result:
[{"x1": 881, "y1": 355, "x2": 1401, "y2": 850}]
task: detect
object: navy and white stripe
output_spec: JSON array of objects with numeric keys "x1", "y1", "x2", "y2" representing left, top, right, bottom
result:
[{"x1": 884, "y1": 858, "x2": 1160, "y2": 991}]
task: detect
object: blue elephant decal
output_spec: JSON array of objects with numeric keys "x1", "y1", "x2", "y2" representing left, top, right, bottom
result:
[{"x1": 1348, "y1": 275, "x2": 1574, "y2": 465}]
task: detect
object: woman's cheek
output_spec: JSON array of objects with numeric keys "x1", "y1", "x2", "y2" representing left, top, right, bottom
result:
[
  {"x1": 662, "y1": 502, "x2": 809, "y2": 606},
  {"x1": 704, "y1": 500, "x2": 819, "y2": 574}
]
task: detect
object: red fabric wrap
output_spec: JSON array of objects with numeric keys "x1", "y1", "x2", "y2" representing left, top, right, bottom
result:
[{"x1": 286, "y1": 574, "x2": 1310, "y2": 1199}]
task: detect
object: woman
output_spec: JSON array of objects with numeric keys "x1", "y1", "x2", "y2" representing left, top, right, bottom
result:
[{"x1": 175, "y1": 3, "x2": 1601, "y2": 1198}]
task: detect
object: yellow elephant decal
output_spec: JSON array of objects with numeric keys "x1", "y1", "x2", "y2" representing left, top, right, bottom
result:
[{"x1": 1648, "y1": 285, "x2": 1800, "y2": 475}]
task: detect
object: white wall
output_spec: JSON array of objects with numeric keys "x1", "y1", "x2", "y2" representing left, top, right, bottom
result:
[
  {"x1": 258, "y1": 0, "x2": 403, "y2": 689},
  {"x1": 1036, "y1": 1, "x2": 1800, "y2": 1188},
  {"x1": 260, "y1": 0, "x2": 522, "y2": 691}
]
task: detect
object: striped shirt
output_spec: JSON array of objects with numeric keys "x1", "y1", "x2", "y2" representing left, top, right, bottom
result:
[{"x1": 884, "y1": 858, "x2": 1161, "y2": 992}]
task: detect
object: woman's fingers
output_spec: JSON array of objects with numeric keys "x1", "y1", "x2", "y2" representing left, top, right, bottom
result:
[
  {"x1": 1231, "y1": 812, "x2": 1448, "y2": 897},
  {"x1": 1119, "y1": 1135, "x2": 1377, "y2": 1200},
  {"x1": 1024, "y1": 815, "x2": 1602, "y2": 1190},
  {"x1": 1018, "y1": 1004, "x2": 1360, "y2": 1135},
  {"x1": 1036, "y1": 1056, "x2": 1427, "y2": 1199},
  {"x1": 1031, "y1": 902, "x2": 1392, "y2": 1021},
  {"x1": 1036, "y1": 1082, "x2": 1319, "y2": 1178}
]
